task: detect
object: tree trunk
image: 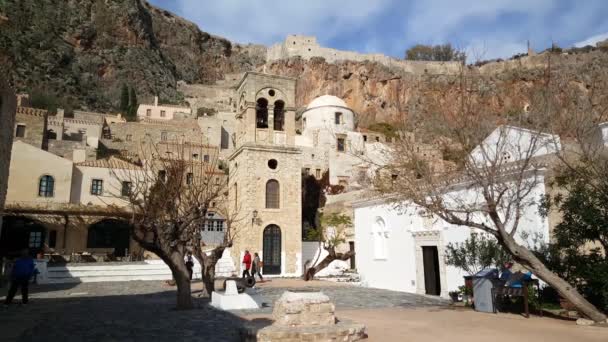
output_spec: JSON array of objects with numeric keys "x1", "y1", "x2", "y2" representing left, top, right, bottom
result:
[
  {"x1": 167, "y1": 251, "x2": 193, "y2": 310},
  {"x1": 304, "y1": 248, "x2": 354, "y2": 281},
  {"x1": 502, "y1": 233, "x2": 607, "y2": 323},
  {"x1": 193, "y1": 246, "x2": 225, "y2": 298}
]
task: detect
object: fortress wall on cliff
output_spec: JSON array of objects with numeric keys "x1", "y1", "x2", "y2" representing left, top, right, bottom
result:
[{"x1": 267, "y1": 35, "x2": 463, "y2": 75}]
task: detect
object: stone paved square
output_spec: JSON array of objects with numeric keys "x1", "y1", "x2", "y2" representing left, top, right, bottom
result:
[{"x1": 0, "y1": 279, "x2": 447, "y2": 342}]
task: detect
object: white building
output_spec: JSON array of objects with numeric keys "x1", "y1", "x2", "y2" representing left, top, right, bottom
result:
[
  {"x1": 137, "y1": 96, "x2": 192, "y2": 121},
  {"x1": 352, "y1": 126, "x2": 558, "y2": 298},
  {"x1": 296, "y1": 95, "x2": 387, "y2": 186}
]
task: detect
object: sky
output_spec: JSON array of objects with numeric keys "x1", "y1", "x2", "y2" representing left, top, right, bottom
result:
[{"x1": 148, "y1": 0, "x2": 608, "y2": 62}]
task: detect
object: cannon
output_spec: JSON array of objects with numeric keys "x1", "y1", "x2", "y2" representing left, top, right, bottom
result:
[{"x1": 222, "y1": 276, "x2": 256, "y2": 293}]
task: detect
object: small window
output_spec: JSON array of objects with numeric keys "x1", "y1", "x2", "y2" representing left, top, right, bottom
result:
[
  {"x1": 375, "y1": 136, "x2": 380, "y2": 142},
  {"x1": 363, "y1": 135, "x2": 367, "y2": 142},
  {"x1": 158, "y1": 170, "x2": 167, "y2": 182},
  {"x1": 203, "y1": 155, "x2": 210, "y2": 163},
  {"x1": 303, "y1": 118, "x2": 307, "y2": 129},
  {"x1": 91, "y1": 179, "x2": 104, "y2": 195},
  {"x1": 215, "y1": 177, "x2": 220, "y2": 185},
  {"x1": 268, "y1": 159, "x2": 278, "y2": 170},
  {"x1": 265, "y1": 180, "x2": 280, "y2": 209},
  {"x1": 146, "y1": 109, "x2": 151, "y2": 117},
  {"x1": 337, "y1": 138, "x2": 345, "y2": 152},
  {"x1": 15, "y1": 124, "x2": 26, "y2": 138},
  {"x1": 29, "y1": 231, "x2": 42, "y2": 248},
  {"x1": 316, "y1": 169, "x2": 321, "y2": 178},
  {"x1": 126, "y1": 134, "x2": 132, "y2": 142},
  {"x1": 38, "y1": 175, "x2": 54, "y2": 197},
  {"x1": 48, "y1": 230, "x2": 57, "y2": 248},
  {"x1": 186, "y1": 173, "x2": 193, "y2": 185},
  {"x1": 192, "y1": 153, "x2": 199, "y2": 160},
  {"x1": 268, "y1": 89, "x2": 275, "y2": 97},
  {"x1": 121, "y1": 181, "x2": 132, "y2": 197},
  {"x1": 161, "y1": 132, "x2": 167, "y2": 141},
  {"x1": 160, "y1": 110, "x2": 166, "y2": 118},
  {"x1": 335, "y1": 112, "x2": 343, "y2": 125}
]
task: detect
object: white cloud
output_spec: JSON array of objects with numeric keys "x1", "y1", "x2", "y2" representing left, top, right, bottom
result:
[
  {"x1": 574, "y1": 32, "x2": 608, "y2": 47},
  {"x1": 174, "y1": 0, "x2": 393, "y2": 45}
]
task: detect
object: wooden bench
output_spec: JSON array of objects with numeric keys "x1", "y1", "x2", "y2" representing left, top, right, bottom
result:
[{"x1": 491, "y1": 279, "x2": 541, "y2": 318}]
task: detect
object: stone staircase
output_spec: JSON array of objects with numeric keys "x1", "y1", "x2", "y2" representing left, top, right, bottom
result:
[{"x1": 40, "y1": 253, "x2": 237, "y2": 284}]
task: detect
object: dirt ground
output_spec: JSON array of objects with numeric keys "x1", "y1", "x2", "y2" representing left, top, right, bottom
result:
[
  {"x1": 242, "y1": 307, "x2": 608, "y2": 342},
  {"x1": 238, "y1": 279, "x2": 608, "y2": 342}
]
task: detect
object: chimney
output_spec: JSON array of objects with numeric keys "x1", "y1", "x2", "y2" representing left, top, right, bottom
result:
[
  {"x1": 72, "y1": 149, "x2": 86, "y2": 163},
  {"x1": 154, "y1": 96, "x2": 158, "y2": 107}
]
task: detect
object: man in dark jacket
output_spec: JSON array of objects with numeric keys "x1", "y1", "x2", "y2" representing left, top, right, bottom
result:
[{"x1": 4, "y1": 249, "x2": 36, "y2": 305}]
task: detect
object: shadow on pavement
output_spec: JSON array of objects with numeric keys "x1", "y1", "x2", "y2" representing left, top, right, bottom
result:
[{"x1": 0, "y1": 290, "x2": 273, "y2": 342}]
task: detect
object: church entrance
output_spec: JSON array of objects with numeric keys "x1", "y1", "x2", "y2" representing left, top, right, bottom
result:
[
  {"x1": 262, "y1": 225, "x2": 281, "y2": 275},
  {"x1": 87, "y1": 219, "x2": 131, "y2": 257},
  {"x1": 422, "y1": 246, "x2": 441, "y2": 296}
]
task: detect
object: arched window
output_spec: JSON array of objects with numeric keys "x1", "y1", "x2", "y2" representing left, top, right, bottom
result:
[
  {"x1": 372, "y1": 217, "x2": 388, "y2": 259},
  {"x1": 38, "y1": 175, "x2": 55, "y2": 197},
  {"x1": 265, "y1": 179, "x2": 280, "y2": 208},
  {"x1": 273, "y1": 100, "x2": 285, "y2": 131},
  {"x1": 256, "y1": 98, "x2": 268, "y2": 129}
]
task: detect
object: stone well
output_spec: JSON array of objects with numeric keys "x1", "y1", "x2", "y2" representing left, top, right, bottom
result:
[{"x1": 244, "y1": 291, "x2": 367, "y2": 341}]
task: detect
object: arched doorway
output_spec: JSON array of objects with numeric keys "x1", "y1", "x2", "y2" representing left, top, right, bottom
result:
[
  {"x1": 87, "y1": 219, "x2": 131, "y2": 257},
  {"x1": 263, "y1": 225, "x2": 281, "y2": 275},
  {"x1": 0, "y1": 216, "x2": 46, "y2": 257}
]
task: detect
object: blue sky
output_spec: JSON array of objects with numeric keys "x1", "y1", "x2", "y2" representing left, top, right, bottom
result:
[{"x1": 148, "y1": 0, "x2": 608, "y2": 62}]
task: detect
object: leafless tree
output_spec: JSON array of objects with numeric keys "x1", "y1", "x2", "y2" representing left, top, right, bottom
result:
[
  {"x1": 109, "y1": 139, "x2": 230, "y2": 309},
  {"x1": 374, "y1": 59, "x2": 608, "y2": 323}
]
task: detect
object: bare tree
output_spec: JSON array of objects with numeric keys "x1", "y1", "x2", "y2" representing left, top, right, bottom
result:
[
  {"x1": 304, "y1": 212, "x2": 354, "y2": 281},
  {"x1": 192, "y1": 197, "x2": 245, "y2": 297},
  {"x1": 374, "y1": 61, "x2": 608, "y2": 322},
  {"x1": 109, "y1": 139, "x2": 229, "y2": 309}
]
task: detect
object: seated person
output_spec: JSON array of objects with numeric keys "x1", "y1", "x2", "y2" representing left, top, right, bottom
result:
[{"x1": 500, "y1": 262, "x2": 514, "y2": 282}]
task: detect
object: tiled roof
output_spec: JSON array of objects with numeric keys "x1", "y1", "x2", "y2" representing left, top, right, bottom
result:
[{"x1": 76, "y1": 156, "x2": 141, "y2": 170}]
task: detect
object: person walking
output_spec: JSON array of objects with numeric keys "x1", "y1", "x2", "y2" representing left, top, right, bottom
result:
[
  {"x1": 242, "y1": 250, "x2": 252, "y2": 278},
  {"x1": 185, "y1": 251, "x2": 194, "y2": 281},
  {"x1": 251, "y1": 252, "x2": 264, "y2": 282},
  {"x1": 4, "y1": 249, "x2": 36, "y2": 306}
]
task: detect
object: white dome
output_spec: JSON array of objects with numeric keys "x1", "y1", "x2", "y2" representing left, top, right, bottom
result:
[{"x1": 306, "y1": 95, "x2": 348, "y2": 110}]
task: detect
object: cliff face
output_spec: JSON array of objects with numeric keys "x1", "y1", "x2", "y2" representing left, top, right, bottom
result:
[
  {"x1": 0, "y1": 0, "x2": 265, "y2": 111},
  {"x1": 0, "y1": 0, "x2": 606, "y2": 126},
  {"x1": 264, "y1": 52, "x2": 608, "y2": 127}
]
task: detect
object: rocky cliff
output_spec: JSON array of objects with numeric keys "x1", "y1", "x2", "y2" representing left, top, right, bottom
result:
[
  {"x1": 0, "y1": 0, "x2": 265, "y2": 111},
  {"x1": 1, "y1": 0, "x2": 606, "y2": 128},
  {"x1": 264, "y1": 51, "x2": 608, "y2": 127}
]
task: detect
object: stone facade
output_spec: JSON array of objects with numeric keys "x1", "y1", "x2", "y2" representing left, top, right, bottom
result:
[
  {"x1": 268, "y1": 35, "x2": 462, "y2": 75},
  {"x1": 230, "y1": 72, "x2": 302, "y2": 276},
  {"x1": 137, "y1": 96, "x2": 192, "y2": 121},
  {"x1": 14, "y1": 106, "x2": 47, "y2": 149}
]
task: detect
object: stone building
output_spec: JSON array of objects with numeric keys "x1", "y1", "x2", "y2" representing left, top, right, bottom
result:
[
  {"x1": 14, "y1": 106, "x2": 47, "y2": 149},
  {"x1": 137, "y1": 96, "x2": 192, "y2": 121},
  {"x1": 229, "y1": 72, "x2": 303, "y2": 276}
]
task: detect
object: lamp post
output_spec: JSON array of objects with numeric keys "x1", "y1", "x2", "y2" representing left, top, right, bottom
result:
[{"x1": 252, "y1": 209, "x2": 258, "y2": 225}]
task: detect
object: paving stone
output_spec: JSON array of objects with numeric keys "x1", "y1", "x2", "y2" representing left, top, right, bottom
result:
[{"x1": 0, "y1": 280, "x2": 447, "y2": 341}]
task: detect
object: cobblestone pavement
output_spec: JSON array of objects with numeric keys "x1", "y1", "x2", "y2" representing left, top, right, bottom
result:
[{"x1": 0, "y1": 280, "x2": 447, "y2": 342}]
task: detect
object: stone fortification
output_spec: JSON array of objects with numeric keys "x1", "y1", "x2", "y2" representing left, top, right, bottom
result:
[{"x1": 268, "y1": 35, "x2": 462, "y2": 75}]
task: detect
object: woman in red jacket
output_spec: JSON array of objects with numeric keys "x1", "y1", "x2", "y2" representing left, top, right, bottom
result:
[{"x1": 242, "y1": 250, "x2": 252, "y2": 278}]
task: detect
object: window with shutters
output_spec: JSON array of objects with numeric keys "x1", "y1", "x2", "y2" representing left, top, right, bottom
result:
[
  {"x1": 91, "y1": 179, "x2": 104, "y2": 195},
  {"x1": 38, "y1": 175, "x2": 55, "y2": 197},
  {"x1": 265, "y1": 179, "x2": 280, "y2": 209}
]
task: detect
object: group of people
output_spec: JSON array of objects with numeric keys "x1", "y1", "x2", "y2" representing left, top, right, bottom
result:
[
  {"x1": 182, "y1": 250, "x2": 265, "y2": 283},
  {"x1": 241, "y1": 250, "x2": 264, "y2": 282}
]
